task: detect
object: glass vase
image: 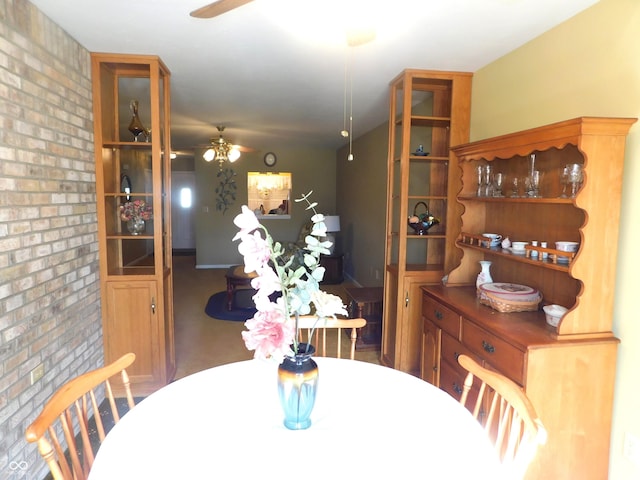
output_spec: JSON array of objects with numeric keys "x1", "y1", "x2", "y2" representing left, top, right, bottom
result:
[
  {"x1": 126, "y1": 218, "x2": 145, "y2": 235},
  {"x1": 277, "y1": 342, "x2": 318, "y2": 430},
  {"x1": 128, "y1": 99, "x2": 146, "y2": 142}
]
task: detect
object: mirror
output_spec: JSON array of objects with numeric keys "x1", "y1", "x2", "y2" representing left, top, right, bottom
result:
[{"x1": 121, "y1": 174, "x2": 132, "y2": 201}]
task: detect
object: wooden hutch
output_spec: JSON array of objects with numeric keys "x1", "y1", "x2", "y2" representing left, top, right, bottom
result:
[{"x1": 420, "y1": 117, "x2": 636, "y2": 479}]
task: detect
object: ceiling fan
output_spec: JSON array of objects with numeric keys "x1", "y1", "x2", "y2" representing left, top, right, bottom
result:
[
  {"x1": 201, "y1": 126, "x2": 254, "y2": 167},
  {"x1": 190, "y1": 0, "x2": 253, "y2": 19}
]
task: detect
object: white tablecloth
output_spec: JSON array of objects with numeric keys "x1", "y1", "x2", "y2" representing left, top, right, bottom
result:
[{"x1": 89, "y1": 358, "x2": 501, "y2": 479}]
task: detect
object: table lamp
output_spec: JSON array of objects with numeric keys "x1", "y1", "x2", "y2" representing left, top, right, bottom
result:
[{"x1": 323, "y1": 215, "x2": 341, "y2": 255}]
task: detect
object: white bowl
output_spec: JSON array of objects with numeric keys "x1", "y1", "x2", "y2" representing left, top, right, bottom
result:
[
  {"x1": 511, "y1": 241, "x2": 529, "y2": 252},
  {"x1": 543, "y1": 304, "x2": 568, "y2": 327},
  {"x1": 555, "y1": 241, "x2": 579, "y2": 252}
]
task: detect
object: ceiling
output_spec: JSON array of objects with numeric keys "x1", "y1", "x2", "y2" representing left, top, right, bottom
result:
[{"x1": 30, "y1": 0, "x2": 598, "y2": 155}]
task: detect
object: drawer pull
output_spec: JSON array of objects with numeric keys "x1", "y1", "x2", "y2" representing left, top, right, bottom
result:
[
  {"x1": 453, "y1": 382, "x2": 463, "y2": 395},
  {"x1": 434, "y1": 310, "x2": 443, "y2": 321},
  {"x1": 482, "y1": 340, "x2": 495, "y2": 354}
]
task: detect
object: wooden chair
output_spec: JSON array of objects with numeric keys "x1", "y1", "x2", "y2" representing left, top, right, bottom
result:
[
  {"x1": 296, "y1": 315, "x2": 367, "y2": 360},
  {"x1": 457, "y1": 354, "x2": 547, "y2": 479},
  {"x1": 25, "y1": 353, "x2": 136, "y2": 480}
]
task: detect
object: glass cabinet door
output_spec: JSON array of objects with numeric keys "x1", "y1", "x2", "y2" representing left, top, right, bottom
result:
[{"x1": 94, "y1": 58, "x2": 171, "y2": 277}]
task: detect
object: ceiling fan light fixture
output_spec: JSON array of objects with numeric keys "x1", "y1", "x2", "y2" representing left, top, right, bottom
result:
[
  {"x1": 203, "y1": 148, "x2": 216, "y2": 162},
  {"x1": 203, "y1": 125, "x2": 242, "y2": 168},
  {"x1": 228, "y1": 148, "x2": 241, "y2": 162}
]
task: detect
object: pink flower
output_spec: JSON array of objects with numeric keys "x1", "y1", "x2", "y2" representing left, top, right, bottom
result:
[
  {"x1": 237, "y1": 231, "x2": 271, "y2": 273},
  {"x1": 251, "y1": 265, "x2": 282, "y2": 298},
  {"x1": 242, "y1": 307, "x2": 295, "y2": 362},
  {"x1": 232, "y1": 205, "x2": 261, "y2": 241}
]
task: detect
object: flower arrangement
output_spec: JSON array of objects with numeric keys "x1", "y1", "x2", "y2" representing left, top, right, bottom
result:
[
  {"x1": 233, "y1": 191, "x2": 347, "y2": 363},
  {"x1": 119, "y1": 199, "x2": 153, "y2": 222}
]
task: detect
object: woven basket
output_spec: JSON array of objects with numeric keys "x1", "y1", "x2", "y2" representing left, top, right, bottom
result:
[
  {"x1": 478, "y1": 289, "x2": 542, "y2": 313},
  {"x1": 408, "y1": 201, "x2": 439, "y2": 235}
]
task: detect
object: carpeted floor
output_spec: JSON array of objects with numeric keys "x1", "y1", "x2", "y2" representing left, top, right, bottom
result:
[
  {"x1": 172, "y1": 256, "x2": 381, "y2": 380},
  {"x1": 204, "y1": 290, "x2": 257, "y2": 321}
]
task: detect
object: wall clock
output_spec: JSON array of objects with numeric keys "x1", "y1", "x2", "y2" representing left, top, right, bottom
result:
[{"x1": 263, "y1": 152, "x2": 277, "y2": 167}]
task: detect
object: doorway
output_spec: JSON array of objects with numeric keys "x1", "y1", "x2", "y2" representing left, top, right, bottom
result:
[{"x1": 171, "y1": 171, "x2": 196, "y2": 252}]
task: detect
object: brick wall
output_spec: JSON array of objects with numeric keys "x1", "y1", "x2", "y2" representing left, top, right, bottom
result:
[{"x1": 0, "y1": 1, "x2": 103, "y2": 478}]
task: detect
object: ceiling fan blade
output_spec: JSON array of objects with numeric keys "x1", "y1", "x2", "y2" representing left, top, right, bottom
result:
[
  {"x1": 190, "y1": 0, "x2": 254, "y2": 19},
  {"x1": 234, "y1": 145, "x2": 256, "y2": 153}
]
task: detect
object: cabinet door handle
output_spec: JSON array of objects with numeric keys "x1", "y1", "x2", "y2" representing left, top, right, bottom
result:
[
  {"x1": 405, "y1": 292, "x2": 409, "y2": 307},
  {"x1": 453, "y1": 351, "x2": 461, "y2": 361},
  {"x1": 432, "y1": 366, "x2": 438, "y2": 372},
  {"x1": 453, "y1": 382, "x2": 463, "y2": 395},
  {"x1": 434, "y1": 310, "x2": 443, "y2": 321},
  {"x1": 482, "y1": 340, "x2": 495, "y2": 354},
  {"x1": 151, "y1": 297, "x2": 156, "y2": 314}
]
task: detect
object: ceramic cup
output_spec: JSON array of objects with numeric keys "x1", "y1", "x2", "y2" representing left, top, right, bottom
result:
[{"x1": 482, "y1": 233, "x2": 502, "y2": 247}]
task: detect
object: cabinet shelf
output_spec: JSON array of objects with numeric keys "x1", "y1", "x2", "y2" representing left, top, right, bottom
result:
[
  {"x1": 104, "y1": 192, "x2": 153, "y2": 198},
  {"x1": 103, "y1": 141, "x2": 153, "y2": 149},
  {"x1": 394, "y1": 115, "x2": 451, "y2": 128},
  {"x1": 458, "y1": 195, "x2": 575, "y2": 205},
  {"x1": 455, "y1": 241, "x2": 571, "y2": 273}
]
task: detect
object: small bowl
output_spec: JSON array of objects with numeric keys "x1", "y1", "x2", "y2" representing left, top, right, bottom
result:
[
  {"x1": 555, "y1": 241, "x2": 579, "y2": 262},
  {"x1": 511, "y1": 241, "x2": 529, "y2": 252},
  {"x1": 543, "y1": 304, "x2": 568, "y2": 327},
  {"x1": 555, "y1": 241, "x2": 579, "y2": 252}
]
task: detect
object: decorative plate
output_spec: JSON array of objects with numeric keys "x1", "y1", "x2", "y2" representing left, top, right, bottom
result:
[{"x1": 479, "y1": 283, "x2": 537, "y2": 296}]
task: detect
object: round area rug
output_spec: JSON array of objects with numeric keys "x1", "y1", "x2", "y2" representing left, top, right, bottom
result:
[{"x1": 204, "y1": 289, "x2": 256, "y2": 322}]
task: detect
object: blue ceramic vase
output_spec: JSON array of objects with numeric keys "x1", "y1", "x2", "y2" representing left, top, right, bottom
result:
[{"x1": 277, "y1": 343, "x2": 318, "y2": 430}]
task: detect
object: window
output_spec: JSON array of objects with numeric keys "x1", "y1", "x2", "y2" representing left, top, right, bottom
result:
[
  {"x1": 247, "y1": 172, "x2": 292, "y2": 217},
  {"x1": 180, "y1": 187, "x2": 192, "y2": 208}
]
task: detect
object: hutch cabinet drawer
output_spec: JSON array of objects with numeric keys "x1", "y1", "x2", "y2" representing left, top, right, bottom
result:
[
  {"x1": 439, "y1": 357, "x2": 482, "y2": 411},
  {"x1": 461, "y1": 319, "x2": 525, "y2": 385},
  {"x1": 440, "y1": 331, "x2": 478, "y2": 375},
  {"x1": 422, "y1": 295, "x2": 461, "y2": 339}
]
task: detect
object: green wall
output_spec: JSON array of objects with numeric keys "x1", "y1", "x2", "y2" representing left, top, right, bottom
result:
[
  {"x1": 195, "y1": 146, "x2": 337, "y2": 267},
  {"x1": 470, "y1": 0, "x2": 640, "y2": 478},
  {"x1": 336, "y1": 122, "x2": 388, "y2": 286}
]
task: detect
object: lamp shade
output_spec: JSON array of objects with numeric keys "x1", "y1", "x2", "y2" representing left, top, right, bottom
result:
[{"x1": 324, "y1": 215, "x2": 341, "y2": 233}]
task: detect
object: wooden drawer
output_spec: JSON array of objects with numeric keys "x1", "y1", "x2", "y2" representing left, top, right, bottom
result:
[
  {"x1": 439, "y1": 358, "x2": 482, "y2": 413},
  {"x1": 422, "y1": 295, "x2": 461, "y2": 339},
  {"x1": 461, "y1": 319, "x2": 525, "y2": 385},
  {"x1": 440, "y1": 331, "x2": 478, "y2": 374}
]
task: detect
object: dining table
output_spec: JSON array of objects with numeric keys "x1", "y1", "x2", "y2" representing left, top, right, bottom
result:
[{"x1": 89, "y1": 357, "x2": 502, "y2": 479}]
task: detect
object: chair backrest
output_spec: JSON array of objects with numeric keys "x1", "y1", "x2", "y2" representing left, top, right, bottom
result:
[
  {"x1": 25, "y1": 353, "x2": 136, "y2": 480},
  {"x1": 296, "y1": 315, "x2": 367, "y2": 360},
  {"x1": 457, "y1": 354, "x2": 547, "y2": 479}
]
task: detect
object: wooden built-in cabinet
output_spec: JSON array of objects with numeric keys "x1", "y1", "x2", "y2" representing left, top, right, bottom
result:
[
  {"x1": 420, "y1": 117, "x2": 636, "y2": 479},
  {"x1": 381, "y1": 69, "x2": 472, "y2": 375},
  {"x1": 91, "y1": 53, "x2": 175, "y2": 396}
]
